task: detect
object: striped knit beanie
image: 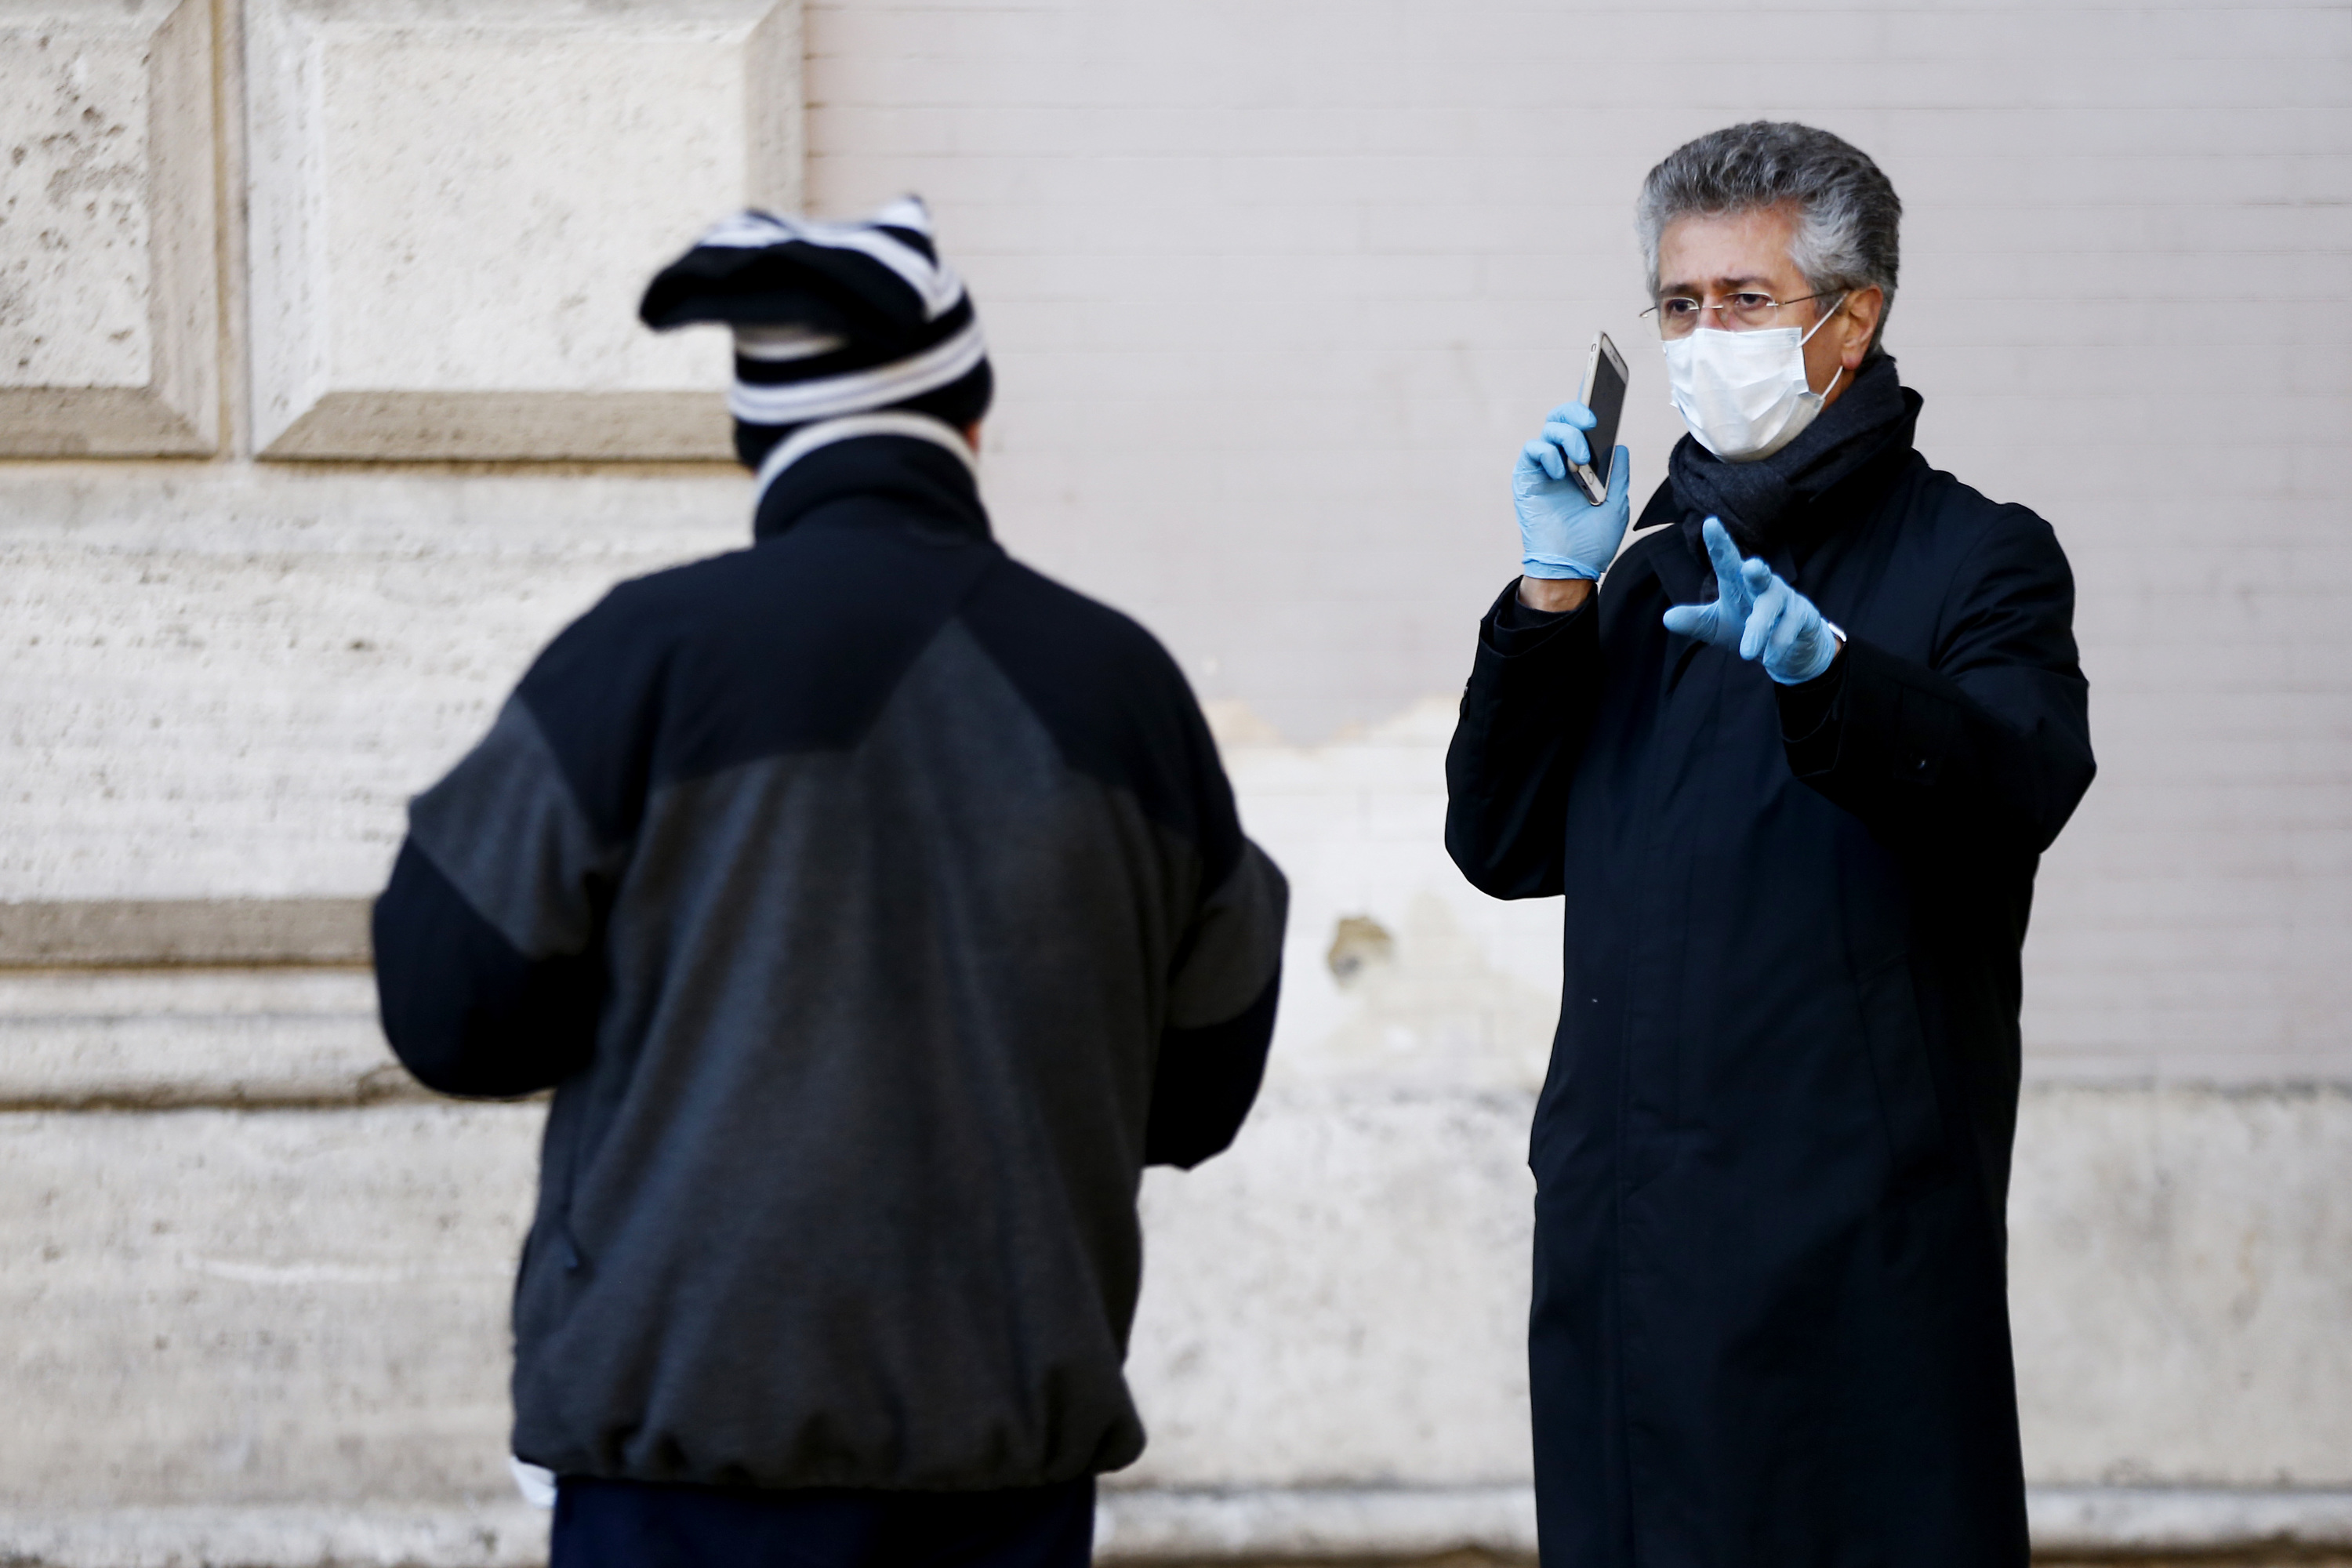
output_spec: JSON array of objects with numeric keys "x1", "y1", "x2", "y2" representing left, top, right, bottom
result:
[{"x1": 639, "y1": 195, "x2": 991, "y2": 473}]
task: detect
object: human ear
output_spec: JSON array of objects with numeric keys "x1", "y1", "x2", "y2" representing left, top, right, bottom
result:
[{"x1": 1840, "y1": 287, "x2": 1886, "y2": 369}]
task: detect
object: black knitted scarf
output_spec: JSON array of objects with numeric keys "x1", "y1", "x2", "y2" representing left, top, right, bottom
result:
[{"x1": 1667, "y1": 352, "x2": 1911, "y2": 554}]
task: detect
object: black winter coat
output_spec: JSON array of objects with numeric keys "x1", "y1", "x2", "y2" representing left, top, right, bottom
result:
[{"x1": 1445, "y1": 401, "x2": 2094, "y2": 1568}]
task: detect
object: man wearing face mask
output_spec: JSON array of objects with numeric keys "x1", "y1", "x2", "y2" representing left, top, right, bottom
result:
[{"x1": 1445, "y1": 123, "x2": 2096, "y2": 1567}]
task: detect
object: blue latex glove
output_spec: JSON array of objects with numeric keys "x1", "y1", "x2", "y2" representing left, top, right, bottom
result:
[
  {"x1": 1660, "y1": 517, "x2": 1842, "y2": 685},
  {"x1": 1514, "y1": 401, "x2": 1631, "y2": 580}
]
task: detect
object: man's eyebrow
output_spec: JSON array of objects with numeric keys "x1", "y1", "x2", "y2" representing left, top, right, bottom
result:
[{"x1": 1658, "y1": 271, "x2": 1782, "y2": 296}]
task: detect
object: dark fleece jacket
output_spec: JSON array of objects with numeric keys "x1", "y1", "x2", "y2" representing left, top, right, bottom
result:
[{"x1": 372, "y1": 423, "x2": 1288, "y2": 1493}]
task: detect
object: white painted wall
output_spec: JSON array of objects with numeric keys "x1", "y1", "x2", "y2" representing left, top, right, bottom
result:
[
  {"x1": 0, "y1": 0, "x2": 2347, "y2": 1560},
  {"x1": 803, "y1": 0, "x2": 2352, "y2": 1089}
]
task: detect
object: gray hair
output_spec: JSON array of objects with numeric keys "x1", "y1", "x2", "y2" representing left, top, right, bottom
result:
[{"x1": 1636, "y1": 122, "x2": 1901, "y2": 350}]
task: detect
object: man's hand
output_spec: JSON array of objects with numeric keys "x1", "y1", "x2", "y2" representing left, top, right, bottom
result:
[
  {"x1": 1515, "y1": 401, "x2": 1631, "y2": 597},
  {"x1": 1661, "y1": 517, "x2": 1842, "y2": 684}
]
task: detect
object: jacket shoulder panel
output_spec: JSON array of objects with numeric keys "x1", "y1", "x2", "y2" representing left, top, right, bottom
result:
[
  {"x1": 959, "y1": 557, "x2": 1240, "y2": 878},
  {"x1": 1905, "y1": 463, "x2": 2069, "y2": 572},
  {"x1": 515, "y1": 515, "x2": 1002, "y2": 838},
  {"x1": 1897, "y1": 464, "x2": 2079, "y2": 661}
]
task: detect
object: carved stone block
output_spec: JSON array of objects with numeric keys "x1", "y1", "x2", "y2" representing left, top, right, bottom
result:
[
  {"x1": 0, "y1": 0, "x2": 218, "y2": 456},
  {"x1": 246, "y1": 0, "x2": 800, "y2": 460}
]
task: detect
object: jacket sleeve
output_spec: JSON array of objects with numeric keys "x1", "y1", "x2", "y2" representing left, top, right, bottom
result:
[
  {"x1": 1444, "y1": 581, "x2": 1604, "y2": 898},
  {"x1": 372, "y1": 833, "x2": 602, "y2": 1097},
  {"x1": 1144, "y1": 728, "x2": 1290, "y2": 1169},
  {"x1": 1778, "y1": 509, "x2": 2095, "y2": 860},
  {"x1": 372, "y1": 674, "x2": 637, "y2": 1097}
]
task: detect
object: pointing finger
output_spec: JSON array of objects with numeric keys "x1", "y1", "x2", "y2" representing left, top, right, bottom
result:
[{"x1": 1700, "y1": 518, "x2": 1745, "y2": 590}]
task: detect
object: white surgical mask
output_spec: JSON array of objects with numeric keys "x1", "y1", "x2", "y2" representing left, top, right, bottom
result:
[{"x1": 1661, "y1": 303, "x2": 1845, "y2": 463}]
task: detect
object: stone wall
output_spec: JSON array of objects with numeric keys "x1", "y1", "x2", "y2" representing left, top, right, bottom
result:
[{"x1": 2, "y1": 0, "x2": 2348, "y2": 1562}]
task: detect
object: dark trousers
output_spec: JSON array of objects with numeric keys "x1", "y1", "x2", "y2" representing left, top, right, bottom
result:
[{"x1": 551, "y1": 1475, "x2": 1096, "y2": 1568}]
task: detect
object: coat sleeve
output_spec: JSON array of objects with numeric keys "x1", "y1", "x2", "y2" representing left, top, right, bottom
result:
[
  {"x1": 372, "y1": 604, "x2": 656, "y2": 1098},
  {"x1": 1778, "y1": 508, "x2": 2095, "y2": 860},
  {"x1": 1444, "y1": 581, "x2": 1605, "y2": 898},
  {"x1": 1142, "y1": 692, "x2": 1290, "y2": 1170},
  {"x1": 1145, "y1": 833, "x2": 1289, "y2": 1169}
]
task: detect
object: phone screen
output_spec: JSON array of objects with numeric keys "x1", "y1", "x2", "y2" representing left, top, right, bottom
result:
[{"x1": 1583, "y1": 339, "x2": 1628, "y2": 494}]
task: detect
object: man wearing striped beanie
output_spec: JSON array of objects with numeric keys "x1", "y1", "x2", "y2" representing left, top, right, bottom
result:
[
  {"x1": 641, "y1": 197, "x2": 995, "y2": 484},
  {"x1": 371, "y1": 197, "x2": 1290, "y2": 1568}
]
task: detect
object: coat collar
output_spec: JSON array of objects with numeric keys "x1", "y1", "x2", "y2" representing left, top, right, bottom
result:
[
  {"x1": 1770, "y1": 388, "x2": 1925, "y2": 559},
  {"x1": 750, "y1": 412, "x2": 991, "y2": 543},
  {"x1": 1635, "y1": 388, "x2": 1926, "y2": 604}
]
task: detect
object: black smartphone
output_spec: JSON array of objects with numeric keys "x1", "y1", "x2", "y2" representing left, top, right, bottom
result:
[{"x1": 1571, "y1": 332, "x2": 1629, "y2": 505}]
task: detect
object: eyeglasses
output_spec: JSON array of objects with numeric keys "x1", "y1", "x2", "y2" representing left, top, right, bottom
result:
[{"x1": 1639, "y1": 291, "x2": 1844, "y2": 340}]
